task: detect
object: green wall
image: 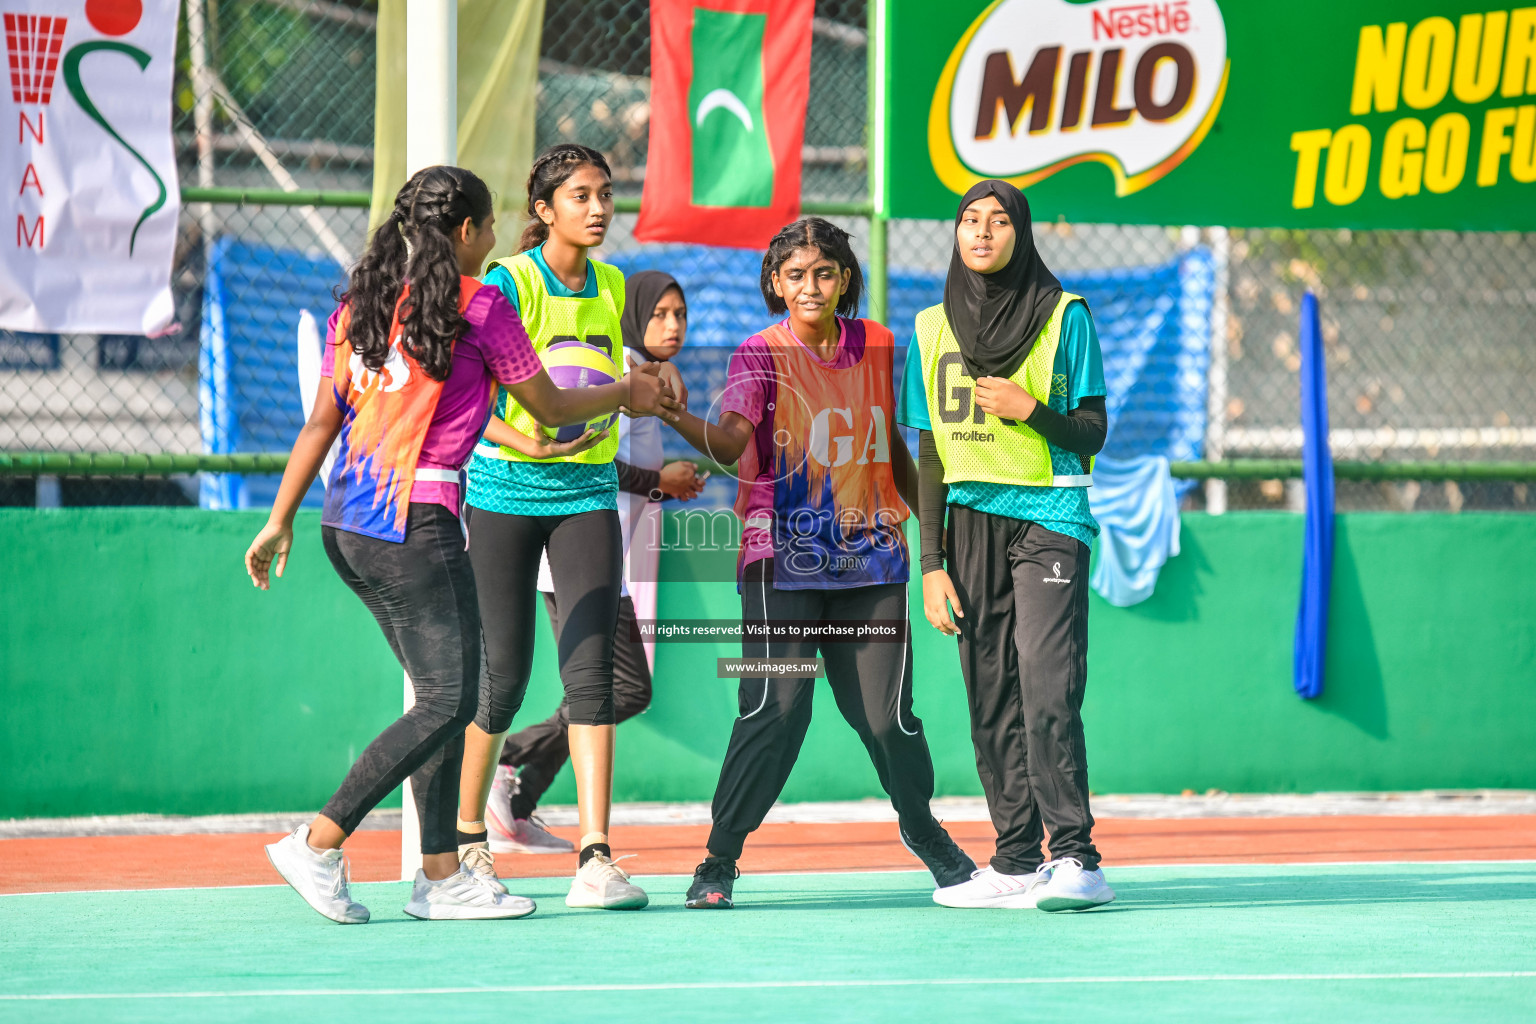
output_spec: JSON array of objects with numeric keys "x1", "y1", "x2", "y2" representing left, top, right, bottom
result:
[{"x1": 2, "y1": 509, "x2": 1532, "y2": 819}]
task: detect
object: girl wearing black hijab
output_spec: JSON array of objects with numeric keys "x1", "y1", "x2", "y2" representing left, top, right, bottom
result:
[
  {"x1": 482, "y1": 271, "x2": 706, "y2": 854},
  {"x1": 895, "y1": 180, "x2": 1114, "y2": 912}
]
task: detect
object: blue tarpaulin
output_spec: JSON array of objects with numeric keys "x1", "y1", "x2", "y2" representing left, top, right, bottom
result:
[
  {"x1": 609, "y1": 246, "x2": 1215, "y2": 511},
  {"x1": 198, "y1": 238, "x2": 343, "y2": 509},
  {"x1": 199, "y1": 242, "x2": 1214, "y2": 523},
  {"x1": 1294, "y1": 290, "x2": 1335, "y2": 700}
]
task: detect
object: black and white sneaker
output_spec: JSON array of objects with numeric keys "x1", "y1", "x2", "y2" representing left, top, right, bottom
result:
[
  {"x1": 684, "y1": 856, "x2": 739, "y2": 909},
  {"x1": 900, "y1": 822, "x2": 977, "y2": 888}
]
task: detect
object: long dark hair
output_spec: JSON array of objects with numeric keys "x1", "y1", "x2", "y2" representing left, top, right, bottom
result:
[
  {"x1": 343, "y1": 165, "x2": 493, "y2": 382},
  {"x1": 759, "y1": 218, "x2": 864, "y2": 318},
  {"x1": 517, "y1": 143, "x2": 612, "y2": 253}
]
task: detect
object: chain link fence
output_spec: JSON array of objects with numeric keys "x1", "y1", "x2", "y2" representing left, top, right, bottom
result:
[{"x1": 3, "y1": 0, "x2": 1533, "y2": 512}]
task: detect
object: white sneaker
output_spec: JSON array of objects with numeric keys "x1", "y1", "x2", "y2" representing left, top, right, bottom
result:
[
  {"x1": 459, "y1": 842, "x2": 508, "y2": 894},
  {"x1": 491, "y1": 816, "x2": 576, "y2": 855},
  {"x1": 486, "y1": 767, "x2": 575, "y2": 854},
  {"x1": 264, "y1": 824, "x2": 370, "y2": 924},
  {"x1": 485, "y1": 765, "x2": 521, "y2": 838},
  {"x1": 564, "y1": 854, "x2": 649, "y2": 910},
  {"x1": 403, "y1": 865, "x2": 536, "y2": 920},
  {"x1": 1034, "y1": 857, "x2": 1116, "y2": 912},
  {"x1": 933, "y1": 866, "x2": 1047, "y2": 909}
]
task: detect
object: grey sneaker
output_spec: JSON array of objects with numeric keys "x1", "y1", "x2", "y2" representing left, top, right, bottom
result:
[
  {"x1": 403, "y1": 866, "x2": 536, "y2": 920},
  {"x1": 264, "y1": 825, "x2": 370, "y2": 924},
  {"x1": 564, "y1": 853, "x2": 649, "y2": 910}
]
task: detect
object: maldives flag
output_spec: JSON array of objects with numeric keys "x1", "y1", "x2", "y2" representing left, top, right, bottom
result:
[{"x1": 635, "y1": 0, "x2": 813, "y2": 249}]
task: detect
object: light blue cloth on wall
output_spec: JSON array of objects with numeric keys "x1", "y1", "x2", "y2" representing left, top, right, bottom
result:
[{"x1": 1087, "y1": 455, "x2": 1181, "y2": 607}]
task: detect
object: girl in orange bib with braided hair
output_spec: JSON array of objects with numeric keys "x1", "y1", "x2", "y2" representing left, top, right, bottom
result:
[{"x1": 244, "y1": 164, "x2": 674, "y2": 925}]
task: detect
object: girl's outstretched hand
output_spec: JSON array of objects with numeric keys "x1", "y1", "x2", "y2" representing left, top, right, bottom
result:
[
  {"x1": 656, "y1": 361, "x2": 688, "y2": 407},
  {"x1": 922, "y1": 569, "x2": 964, "y2": 636},
  {"x1": 246, "y1": 521, "x2": 294, "y2": 591},
  {"x1": 622, "y1": 363, "x2": 682, "y2": 422}
]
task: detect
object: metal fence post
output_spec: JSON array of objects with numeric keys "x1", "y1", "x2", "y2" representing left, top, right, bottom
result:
[
  {"x1": 866, "y1": 0, "x2": 887, "y2": 324},
  {"x1": 400, "y1": 0, "x2": 458, "y2": 884},
  {"x1": 1206, "y1": 226, "x2": 1231, "y2": 515}
]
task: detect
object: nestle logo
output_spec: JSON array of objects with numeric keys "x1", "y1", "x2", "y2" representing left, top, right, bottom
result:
[
  {"x1": 935, "y1": 0, "x2": 1227, "y2": 198},
  {"x1": 1092, "y1": 1, "x2": 1192, "y2": 40}
]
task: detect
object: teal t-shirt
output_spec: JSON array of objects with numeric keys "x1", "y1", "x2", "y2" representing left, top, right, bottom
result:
[
  {"x1": 465, "y1": 245, "x2": 619, "y2": 517},
  {"x1": 895, "y1": 300, "x2": 1106, "y2": 548}
]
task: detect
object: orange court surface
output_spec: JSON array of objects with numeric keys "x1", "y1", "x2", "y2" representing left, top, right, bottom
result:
[{"x1": 5, "y1": 812, "x2": 1535, "y2": 895}]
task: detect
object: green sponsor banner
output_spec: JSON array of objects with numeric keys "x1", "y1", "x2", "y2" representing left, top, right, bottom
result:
[
  {"x1": 884, "y1": 0, "x2": 1536, "y2": 228},
  {"x1": 690, "y1": 8, "x2": 774, "y2": 207}
]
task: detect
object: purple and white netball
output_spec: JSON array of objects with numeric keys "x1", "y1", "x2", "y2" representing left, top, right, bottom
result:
[{"x1": 541, "y1": 340, "x2": 620, "y2": 443}]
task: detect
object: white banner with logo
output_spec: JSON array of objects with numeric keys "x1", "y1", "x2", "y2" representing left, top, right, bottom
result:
[{"x1": 1, "y1": 0, "x2": 179, "y2": 334}]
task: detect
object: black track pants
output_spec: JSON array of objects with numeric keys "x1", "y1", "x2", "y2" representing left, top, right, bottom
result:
[
  {"x1": 498, "y1": 594, "x2": 653, "y2": 817},
  {"x1": 319, "y1": 504, "x2": 480, "y2": 855},
  {"x1": 465, "y1": 505, "x2": 623, "y2": 731},
  {"x1": 947, "y1": 504, "x2": 1100, "y2": 873},
  {"x1": 705, "y1": 558, "x2": 939, "y2": 860}
]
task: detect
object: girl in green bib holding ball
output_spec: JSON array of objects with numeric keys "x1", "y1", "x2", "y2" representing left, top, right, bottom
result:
[{"x1": 455, "y1": 144, "x2": 681, "y2": 911}]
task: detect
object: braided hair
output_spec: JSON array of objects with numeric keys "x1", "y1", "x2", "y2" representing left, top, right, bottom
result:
[
  {"x1": 343, "y1": 165, "x2": 493, "y2": 382},
  {"x1": 517, "y1": 143, "x2": 612, "y2": 253}
]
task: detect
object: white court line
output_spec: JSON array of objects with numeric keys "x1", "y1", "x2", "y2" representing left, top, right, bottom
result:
[
  {"x1": 4, "y1": 972, "x2": 1536, "y2": 1001},
  {"x1": 4, "y1": 859, "x2": 1535, "y2": 899}
]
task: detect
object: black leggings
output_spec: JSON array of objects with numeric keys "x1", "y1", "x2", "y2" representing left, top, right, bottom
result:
[
  {"x1": 499, "y1": 593, "x2": 653, "y2": 817},
  {"x1": 465, "y1": 505, "x2": 622, "y2": 731},
  {"x1": 320, "y1": 503, "x2": 480, "y2": 856}
]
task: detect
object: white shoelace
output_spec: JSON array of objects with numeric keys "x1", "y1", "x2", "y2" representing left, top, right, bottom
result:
[
  {"x1": 324, "y1": 850, "x2": 354, "y2": 901},
  {"x1": 458, "y1": 846, "x2": 510, "y2": 898},
  {"x1": 461, "y1": 844, "x2": 499, "y2": 878},
  {"x1": 1038, "y1": 857, "x2": 1083, "y2": 880},
  {"x1": 586, "y1": 854, "x2": 637, "y2": 884}
]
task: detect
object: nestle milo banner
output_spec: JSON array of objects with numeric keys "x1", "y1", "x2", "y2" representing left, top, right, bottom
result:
[{"x1": 885, "y1": 0, "x2": 1536, "y2": 228}]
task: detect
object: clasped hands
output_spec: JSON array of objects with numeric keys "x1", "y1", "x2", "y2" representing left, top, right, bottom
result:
[{"x1": 973, "y1": 376, "x2": 1037, "y2": 421}]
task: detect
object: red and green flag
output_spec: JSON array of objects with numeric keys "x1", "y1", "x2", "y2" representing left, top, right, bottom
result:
[{"x1": 635, "y1": 0, "x2": 813, "y2": 249}]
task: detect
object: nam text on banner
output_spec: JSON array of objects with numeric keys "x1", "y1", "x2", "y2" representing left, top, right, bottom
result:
[{"x1": 1, "y1": 0, "x2": 179, "y2": 333}]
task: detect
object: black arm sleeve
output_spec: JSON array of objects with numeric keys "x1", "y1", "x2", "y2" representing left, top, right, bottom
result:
[
  {"x1": 917, "y1": 429, "x2": 949, "y2": 575},
  {"x1": 615, "y1": 459, "x2": 662, "y2": 500},
  {"x1": 1023, "y1": 395, "x2": 1108, "y2": 458}
]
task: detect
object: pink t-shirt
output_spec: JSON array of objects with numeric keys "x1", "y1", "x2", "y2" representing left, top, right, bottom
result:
[
  {"x1": 720, "y1": 318, "x2": 863, "y2": 571},
  {"x1": 323, "y1": 287, "x2": 542, "y2": 513}
]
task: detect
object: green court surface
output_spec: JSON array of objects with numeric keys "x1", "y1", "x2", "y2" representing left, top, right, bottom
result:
[{"x1": 4, "y1": 864, "x2": 1535, "y2": 1023}]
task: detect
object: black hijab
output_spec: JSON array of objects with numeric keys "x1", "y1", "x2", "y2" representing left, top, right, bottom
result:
[
  {"x1": 621, "y1": 270, "x2": 683, "y2": 362},
  {"x1": 943, "y1": 179, "x2": 1063, "y2": 379}
]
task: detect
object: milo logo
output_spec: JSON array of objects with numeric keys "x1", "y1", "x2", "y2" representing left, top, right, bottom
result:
[{"x1": 929, "y1": 0, "x2": 1229, "y2": 196}]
